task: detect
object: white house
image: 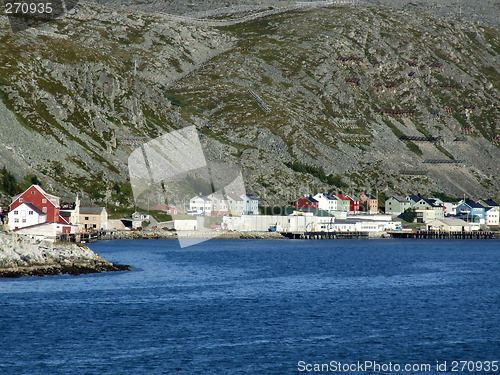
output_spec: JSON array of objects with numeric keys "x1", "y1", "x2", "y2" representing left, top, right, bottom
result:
[
  {"x1": 132, "y1": 211, "x2": 150, "y2": 221},
  {"x1": 313, "y1": 193, "x2": 338, "y2": 212},
  {"x1": 442, "y1": 201, "x2": 460, "y2": 216},
  {"x1": 485, "y1": 207, "x2": 499, "y2": 227},
  {"x1": 242, "y1": 193, "x2": 259, "y2": 215},
  {"x1": 412, "y1": 198, "x2": 444, "y2": 223},
  {"x1": 189, "y1": 195, "x2": 213, "y2": 216},
  {"x1": 8, "y1": 202, "x2": 46, "y2": 230}
]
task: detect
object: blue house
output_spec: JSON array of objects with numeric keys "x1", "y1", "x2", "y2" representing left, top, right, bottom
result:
[{"x1": 455, "y1": 199, "x2": 486, "y2": 223}]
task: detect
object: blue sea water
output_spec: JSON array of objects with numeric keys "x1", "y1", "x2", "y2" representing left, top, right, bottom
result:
[{"x1": 0, "y1": 239, "x2": 499, "y2": 375}]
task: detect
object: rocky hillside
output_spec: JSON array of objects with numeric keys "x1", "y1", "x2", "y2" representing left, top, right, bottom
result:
[{"x1": 0, "y1": 1, "x2": 499, "y2": 206}]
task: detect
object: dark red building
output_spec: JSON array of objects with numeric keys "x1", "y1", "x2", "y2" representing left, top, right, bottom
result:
[
  {"x1": 292, "y1": 196, "x2": 319, "y2": 210},
  {"x1": 9, "y1": 185, "x2": 68, "y2": 226},
  {"x1": 346, "y1": 195, "x2": 361, "y2": 213}
]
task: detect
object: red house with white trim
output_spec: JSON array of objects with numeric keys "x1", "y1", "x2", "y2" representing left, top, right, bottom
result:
[{"x1": 8, "y1": 185, "x2": 73, "y2": 233}]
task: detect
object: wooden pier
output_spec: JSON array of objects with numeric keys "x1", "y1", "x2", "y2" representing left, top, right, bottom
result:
[
  {"x1": 281, "y1": 231, "x2": 369, "y2": 239},
  {"x1": 57, "y1": 232, "x2": 99, "y2": 243},
  {"x1": 56, "y1": 230, "x2": 132, "y2": 243},
  {"x1": 389, "y1": 231, "x2": 497, "y2": 239}
]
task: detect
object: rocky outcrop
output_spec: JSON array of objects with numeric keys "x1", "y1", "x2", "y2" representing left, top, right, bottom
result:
[{"x1": 0, "y1": 232, "x2": 130, "y2": 278}]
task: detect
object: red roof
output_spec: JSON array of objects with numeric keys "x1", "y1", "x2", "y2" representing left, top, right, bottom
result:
[
  {"x1": 335, "y1": 194, "x2": 350, "y2": 201},
  {"x1": 57, "y1": 215, "x2": 70, "y2": 224}
]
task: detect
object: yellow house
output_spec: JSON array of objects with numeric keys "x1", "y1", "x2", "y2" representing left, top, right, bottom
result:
[{"x1": 79, "y1": 206, "x2": 108, "y2": 231}]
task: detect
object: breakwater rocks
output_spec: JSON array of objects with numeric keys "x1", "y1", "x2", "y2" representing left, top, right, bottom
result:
[
  {"x1": 0, "y1": 232, "x2": 130, "y2": 278},
  {"x1": 100, "y1": 230, "x2": 286, "y2": 240}
]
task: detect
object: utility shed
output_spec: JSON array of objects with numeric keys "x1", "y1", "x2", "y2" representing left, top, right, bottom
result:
[{"x1": 426, "y1": 218, "x2": 476, "y2": 232}]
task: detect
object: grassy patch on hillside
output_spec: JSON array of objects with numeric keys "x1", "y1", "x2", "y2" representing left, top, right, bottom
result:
[
  {"x1": 482, "y1": 27, "x2": 500, "y2": 55},
  {"x1": 285, "y1": 161, "x2": 347, "y2": 188},
  {"x1": 165, "y1": 92, "x2": 189, "y2": 108}
]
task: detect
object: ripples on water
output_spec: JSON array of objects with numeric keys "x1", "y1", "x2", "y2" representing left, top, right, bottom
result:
[{"x1": 0, "y1": 239, "x2": 499, "y2": 374}]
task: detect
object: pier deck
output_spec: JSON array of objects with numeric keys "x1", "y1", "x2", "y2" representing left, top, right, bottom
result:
[
  {"x1": 388, "y1": 231, "x2": 497, "y2": 239},
  {"x1": 281, "y1": 231, "x2": 369, "y2": 239}
]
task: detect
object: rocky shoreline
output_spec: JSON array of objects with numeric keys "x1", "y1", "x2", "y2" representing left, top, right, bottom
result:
[{"x1": 0, "y1": 232, "x2": 131, "y2": 278}]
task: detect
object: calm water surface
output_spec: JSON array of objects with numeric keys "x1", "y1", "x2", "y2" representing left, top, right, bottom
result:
[{"x1": 0, "y1": 239, "x2": 499, "y2": 374}]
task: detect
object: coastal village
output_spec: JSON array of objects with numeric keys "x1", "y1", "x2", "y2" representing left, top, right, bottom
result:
[{"x1": 0, "y1": 184, "x2": 498, "y2": 241}]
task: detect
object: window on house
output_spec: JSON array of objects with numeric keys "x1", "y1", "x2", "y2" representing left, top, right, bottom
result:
[
  {"x1": 42, "y1": 199, "x2": 47, "y2": 203},
  {"x1": 85, "y1": 217, "x2": 89, "y2": 221},
  {"x1": 14, "y1": 219, "x2": 19, "y2": 223},
  {"x1": 31, "y1": 191, "x2": 35, "y2": 194},
  {"x1": 14, "y1": 211, "x2": 18, "y2": 215},
  {"x1": 22, "y1": 219, "x2": 26, "y2": 223},
  {"x1": 19, "y1": 198, "x2": 24, "y2": 203},
  {"x1": 93, "y1": 224, "x2": 97, "y2": 228},
  {"x1": 42, "y1": 207, "x2": 47, "y2": 213},
  {"x1": 28, "y1": 211, "x2": 33, "y2": 215}
]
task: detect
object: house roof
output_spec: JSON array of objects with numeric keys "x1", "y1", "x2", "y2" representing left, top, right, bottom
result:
[
  {"x1": 407, "y1": 194, "x2": 421, "y2": 203},
  {"x1": 13, "y1": 221, "x2": 72, "y2": 231},
  {"x1": 389, "y1": 195, "x2": 407, "y2": 202},
  {"x1": 58, "y1": 215, "x2": 70, "y2": 224},
  {"x1": 22, "y1": 202, "x2": 46, "y2": 216},
  {"x1": 226, "y1": 192, "x2": 244, "y2": 201},
  {"x1": 363, "y1": 192, "x2": 377, "y2": 200},
  {"x1": 35, "y1": 185, "x2": 59, "y2": 200},
  {"x1": 314, "y1": 193, "x2": 338, "y2": 201},
  {"x1": 347, "y1": 194, "x2": 360, "y2": 201},
  {"x1": 80, "y1": 206, "x2": 106, "y2": 215},
  {"x1": 427, "y1": 198, "x2": 443, "y2": 206},
  {"x1": 208, "y1": 193, "x2": 225, "y2": 200},
  {"x1": 428, "y1": 218, "x2": 473, "y2": 227},
  {"x1": 301, "y1": 196, "x2": 318, "y2": 203},
  {"x1": 192, "y1": 195, "x2": 211, "y2": 202},
  {"x1": 336, "y1": 194, "x2": 350, "y2": 201},
  {"x1": 11, "y1": 185, "x2": 60, "y2": 208},
  {"x1": 245, "y1": 193, "x2": 258, "y2": 200},
  {"x1": 13, "y1": 221, "x2": 53, "y2": 231},
  {"x1": 482, "y1": 199, "x2": 500, "y2": 207},
  {"x1": 463, "y1": 199, "x2": 485, "y2": 209},
  {"x1": 418, "y1": 198, "x2": 442, "y2": 207}
]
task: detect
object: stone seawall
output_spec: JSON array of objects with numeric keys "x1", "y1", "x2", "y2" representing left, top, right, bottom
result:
[
  {"x1": 99, "y1": 230, "x2": 287, "y2": 240},
  {"x1": 0, "y1": 232, "x2": 130, "y2": 278}
]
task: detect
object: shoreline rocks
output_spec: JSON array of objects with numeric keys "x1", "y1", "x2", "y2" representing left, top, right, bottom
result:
[{"x1": 0, "y1": 232, "x2": 131, "y2": 278}]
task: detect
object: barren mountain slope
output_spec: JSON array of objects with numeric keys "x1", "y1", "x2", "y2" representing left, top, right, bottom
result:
[{"x1": 0, "y1": 2, "x2": 498, "y2": 205}]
